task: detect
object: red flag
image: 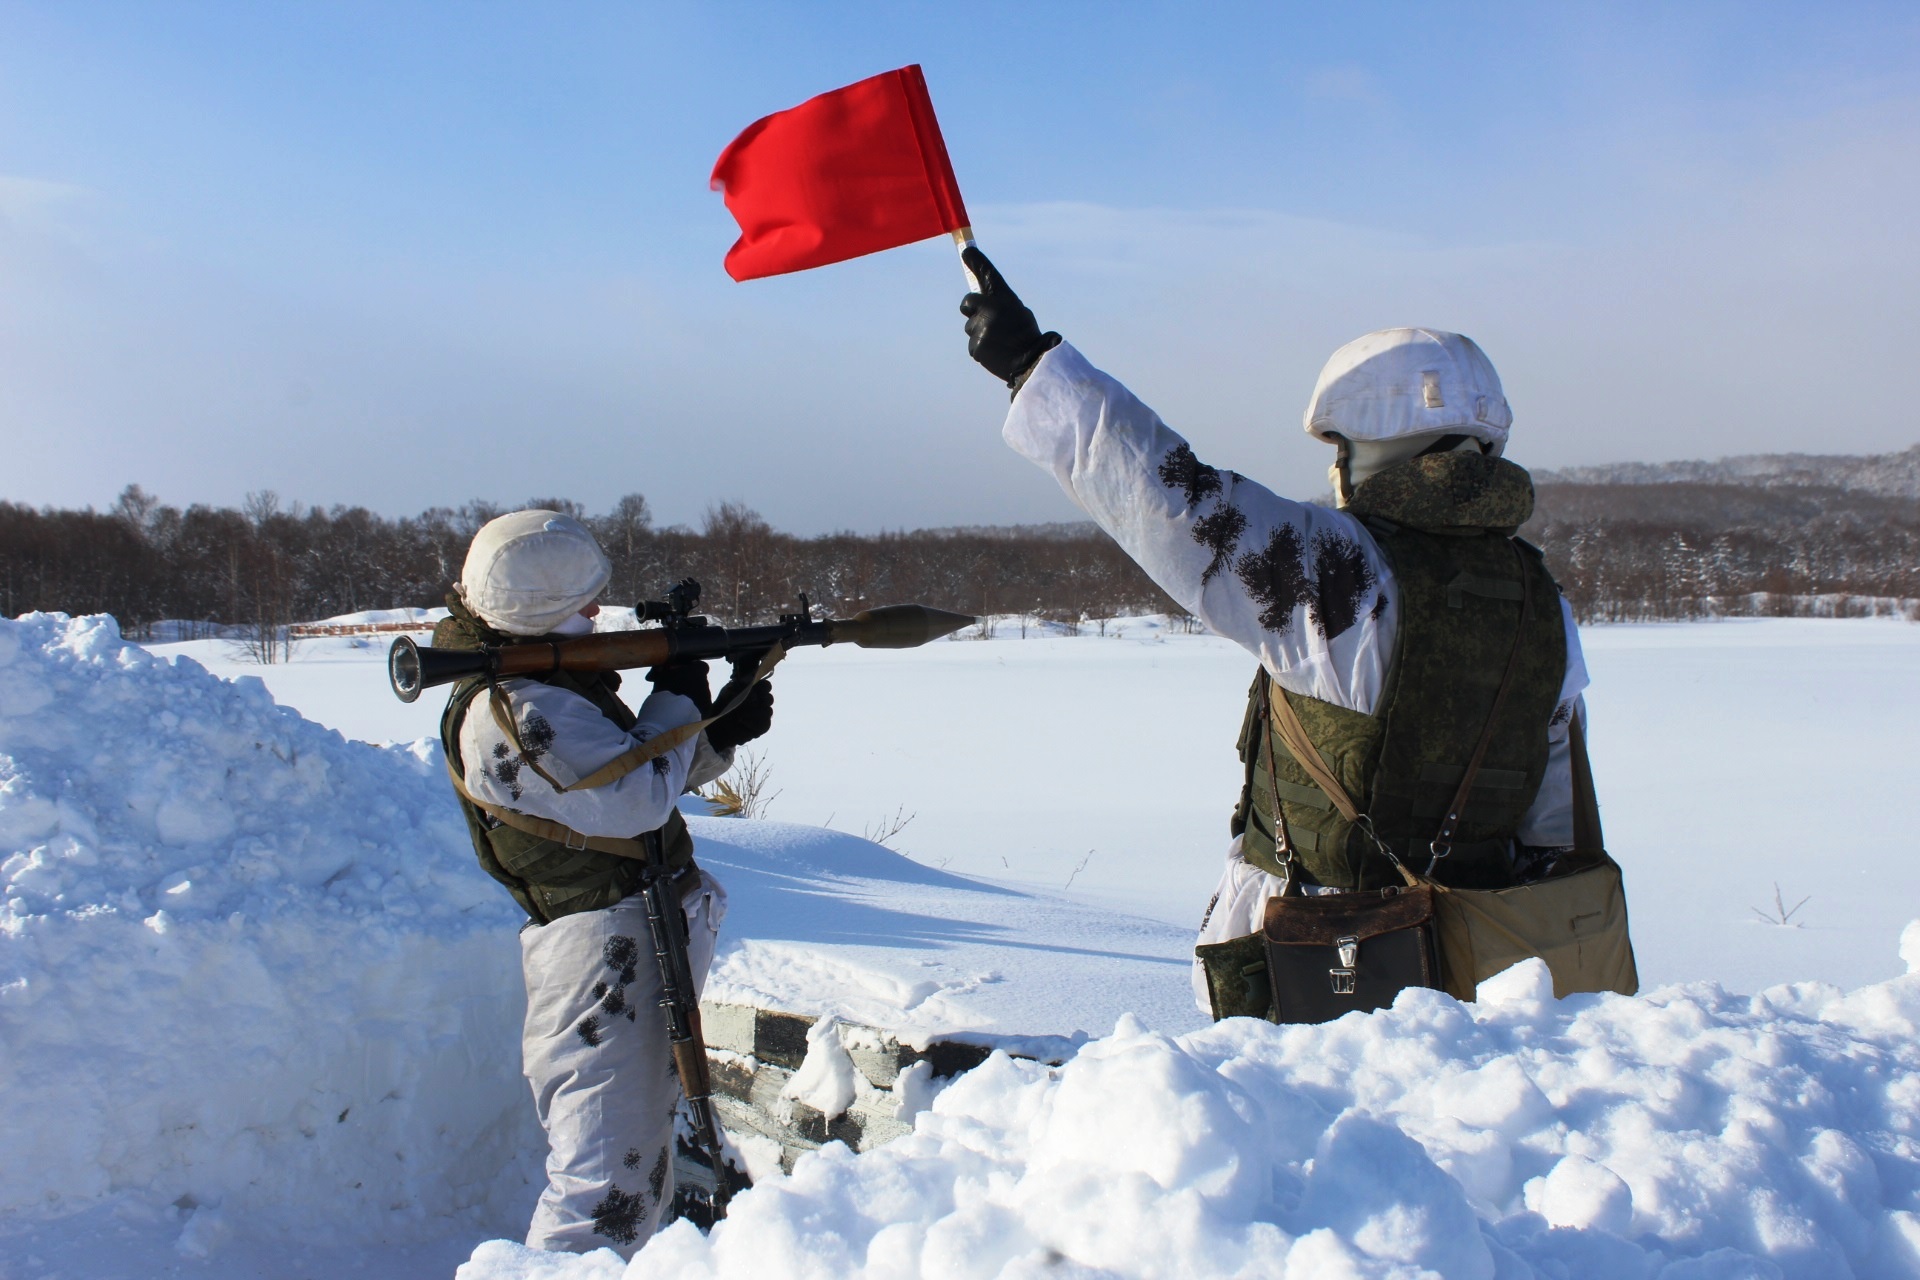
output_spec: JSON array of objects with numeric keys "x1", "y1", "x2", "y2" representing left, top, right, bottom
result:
[{"x1": 711, "y1": 65, "x2": 970, "y2": 282}]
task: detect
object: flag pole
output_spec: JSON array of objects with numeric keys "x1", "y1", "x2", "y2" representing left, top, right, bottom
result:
[{"x1": 952, "y1": 226, "x2": 980, "y2": 292}]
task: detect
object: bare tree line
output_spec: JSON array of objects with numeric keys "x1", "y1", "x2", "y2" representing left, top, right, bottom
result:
[
  {"x1": 0, "y1": 486, "x2": 1174, "y2": 637},
  {"x1": 2, "y1": 480, "x2": 1914, "y2": 640},
  {"x1": 1526, "y1": 482, "x2": 1920, "y2": 622}
]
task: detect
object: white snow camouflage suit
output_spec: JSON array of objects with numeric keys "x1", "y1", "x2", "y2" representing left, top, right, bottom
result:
[
  {"x1": 456, "y1": 676, "x2": 733, "y2": 1255},
  {"x1": 998, "y1": 342, "x2": 1592, "y2": 1013}
]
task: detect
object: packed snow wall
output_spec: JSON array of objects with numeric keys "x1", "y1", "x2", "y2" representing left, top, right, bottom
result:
[{"x1": 0, "y1": 613, "x2": 538, "y2": 1242}]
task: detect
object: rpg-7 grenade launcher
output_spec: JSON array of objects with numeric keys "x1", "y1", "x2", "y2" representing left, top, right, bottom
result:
[{"x1": 386, "y1": 578, "x2": 976, "y2": 702}]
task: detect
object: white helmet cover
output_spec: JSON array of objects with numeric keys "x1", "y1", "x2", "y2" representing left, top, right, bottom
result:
[
  {"x1": 1304, "y1": 328, "x2": 1512, "y2": 451},
  {"x1": 459, "y1": 509, "x2": 611, "y2": 636}
]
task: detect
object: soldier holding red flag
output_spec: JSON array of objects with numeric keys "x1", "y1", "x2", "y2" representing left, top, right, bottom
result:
[{"x1": 956, "y1": 252, "x2": 1635, "y2": 1019}]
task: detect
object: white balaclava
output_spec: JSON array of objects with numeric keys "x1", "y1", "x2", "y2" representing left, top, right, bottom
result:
[
  {"x1": 458, "y1": 509, "x2": 611, "y2": 636},
  {"x1": 1304, "y1": 328, "x2": 1512, "y2": 503}
]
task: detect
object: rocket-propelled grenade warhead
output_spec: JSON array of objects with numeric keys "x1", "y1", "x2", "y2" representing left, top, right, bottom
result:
[
  {"x1": 828, "y1": 604, "x2": 976, "y2": 649},
  {"x1": 387, "y1": 600, "x2": 977, "y2": 703}
]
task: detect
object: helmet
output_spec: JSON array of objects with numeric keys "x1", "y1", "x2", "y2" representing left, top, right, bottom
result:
[
  {"x1": 1304, "y1": 328, "x2": 1511, "y2": 453},
  {"x1": 458, "y1": 509, "x2": 611, "y2": 636}
]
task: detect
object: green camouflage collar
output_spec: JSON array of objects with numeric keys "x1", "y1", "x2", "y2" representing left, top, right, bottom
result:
[
  {"x1": 1344, "y1": 451, "x2": 1535, "y2": 533},
  {"x1": 435, "y1": 592, "x2": 518, "y2": 651}
]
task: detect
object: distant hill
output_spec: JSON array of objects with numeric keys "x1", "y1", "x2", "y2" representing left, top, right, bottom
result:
[
  {"x1": 1520, "y1": 445, "x2": 1919, "y2": 621},
  {"x1": 1527, "y1": 479, "x2": 1917, "y2": 530},
  {"x1": 1535, "y1": 443, "x2": 1920, "y2": 501}
]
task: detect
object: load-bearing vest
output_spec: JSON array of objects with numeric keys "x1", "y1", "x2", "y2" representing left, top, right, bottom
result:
[
  {"x1": 1232, "y1": 451, "x2": 1568, "y2": 891},
  {"x1": 436, "y1": 597, "x2": 696, "y2": 923}
]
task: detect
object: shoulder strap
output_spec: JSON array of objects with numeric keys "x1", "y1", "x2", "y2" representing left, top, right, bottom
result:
[
  {"x1": 444, "y1": 757, "x2": 653, "y2": 861},
  {"x1": 1252, "y1": 676, "x2": 1299, "y2": 887},
  {"x1": 1266, "y1": 684, "x2": 1363, "y2": 824},
  {"x1": 487, "y1": 644, "x2": 786, "y2": 794}
]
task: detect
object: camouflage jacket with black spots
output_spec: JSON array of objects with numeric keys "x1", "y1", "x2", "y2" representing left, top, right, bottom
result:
[{"x1": 1001, "y1": 340, "x2": 1590, "y2": 850}]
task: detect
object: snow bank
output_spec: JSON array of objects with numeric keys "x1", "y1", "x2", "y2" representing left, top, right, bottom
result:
[
  {"x1": 0, "y1": 613, "x2": 535, "y2": 1242},
  {"x1": 462, "y1": 942, "x2": 1920, "y2": 1280}
]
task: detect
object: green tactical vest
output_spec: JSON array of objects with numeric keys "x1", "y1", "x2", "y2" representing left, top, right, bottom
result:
[
  {"x1": 435, "y1": 597, "x2": 696, "y2": 924},
  {"x1": 1231, "y1": 452, "x2": 1568, "y2": 892}
]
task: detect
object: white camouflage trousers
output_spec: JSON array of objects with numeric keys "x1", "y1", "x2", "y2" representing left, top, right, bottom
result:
[{"x1": 519, "y1": 870, "x2": 726, "y2": 1257}]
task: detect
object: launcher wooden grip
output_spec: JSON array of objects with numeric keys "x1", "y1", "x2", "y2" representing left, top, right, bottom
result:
[{"x1": 488, "y1": 630, "x2": 677, "y2": 677}]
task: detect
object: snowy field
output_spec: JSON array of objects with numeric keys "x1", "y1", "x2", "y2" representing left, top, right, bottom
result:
[
  {"x1": 2, "y1": 611, "x2": 1918, "y2": 1277},
  {"x1": 155, "y1": 612, "x2": 1920, "y2": 995}
]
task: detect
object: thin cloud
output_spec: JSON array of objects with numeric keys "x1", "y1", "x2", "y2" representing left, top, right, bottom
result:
[
  {"x1": 0, "y1": 175, "x2": 90, "y2": 223},
  {"x1": 1299, "y1": 65, "x2": 1390, "y2": 109}
]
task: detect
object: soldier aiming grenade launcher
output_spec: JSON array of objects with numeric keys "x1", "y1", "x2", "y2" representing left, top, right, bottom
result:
[
  {"x1": 387, "y1": 578, "x2": 976, "y2": 702},
  {"x1": 393, "y1": 578, "x2": 973, "y2": 1219}
]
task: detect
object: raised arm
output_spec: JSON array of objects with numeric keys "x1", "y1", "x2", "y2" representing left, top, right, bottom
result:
[{"x1": 1006, "y1": 340, "x2": 1398, "y2": 712}]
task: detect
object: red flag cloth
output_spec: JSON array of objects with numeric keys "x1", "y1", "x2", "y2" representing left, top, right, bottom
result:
[{"x1": 711, "y1": 65, "x2": 970, "y2": 282}]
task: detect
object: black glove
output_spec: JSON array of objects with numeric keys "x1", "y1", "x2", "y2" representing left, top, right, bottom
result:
[
  {"x1": 706, "y1": 679, "x2": 773, "y2": 753},
  {"x1": 959, "y1": 247, "x2": 1061, "y2": 388},
  {"x1": 646, "y1": 659, "x2": 711, "y2": 715}
]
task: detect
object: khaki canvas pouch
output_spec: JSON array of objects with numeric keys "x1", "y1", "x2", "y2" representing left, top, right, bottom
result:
[
  {"x1": 1428, "y1": 853, "x2": 1638, "y2": 1000},
  {"x1": 1413, "y1": 710, "x2": 1639, "y2": 1001}
]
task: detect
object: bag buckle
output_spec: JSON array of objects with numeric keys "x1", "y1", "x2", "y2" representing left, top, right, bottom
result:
[
  {"x1": 562, "y1": 827, "x2": 589, "y2": 851},
  {"x1": 1330, "y1": 935, "x2": 1359, "y2": 994}
]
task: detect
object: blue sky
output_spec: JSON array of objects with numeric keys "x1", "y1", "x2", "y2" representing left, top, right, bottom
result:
[{"x1": 3, "y1": 2, "x2": 1916, "y2": 532}]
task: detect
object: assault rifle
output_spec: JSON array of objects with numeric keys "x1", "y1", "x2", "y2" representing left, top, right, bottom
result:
[
  {"x1": 639, "y1": 823, "x2": 741, "y2": 1220},
  {"x1": 387, "y1": 580, "x2": 973, "y2": 1220},
  {"x1": 386, "y1": 579, "x2": 974, "y2": 702}
]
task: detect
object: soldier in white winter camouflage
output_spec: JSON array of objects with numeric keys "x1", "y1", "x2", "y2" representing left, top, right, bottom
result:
[
  {"x1": 958, "y1": 249, "x2": 1635, "y2": 1020},
  {"x1": 435, "y1": 510, "x2": 774, "y2": 1256}
]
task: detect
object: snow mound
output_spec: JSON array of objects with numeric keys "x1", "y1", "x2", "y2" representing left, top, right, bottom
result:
[
  {"x1": 462, "y1": 961, "x2": 1920, "y2": 1279},
  {"x1": 0, "y1": 613, "x2": 534, "y2": 1242}
]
